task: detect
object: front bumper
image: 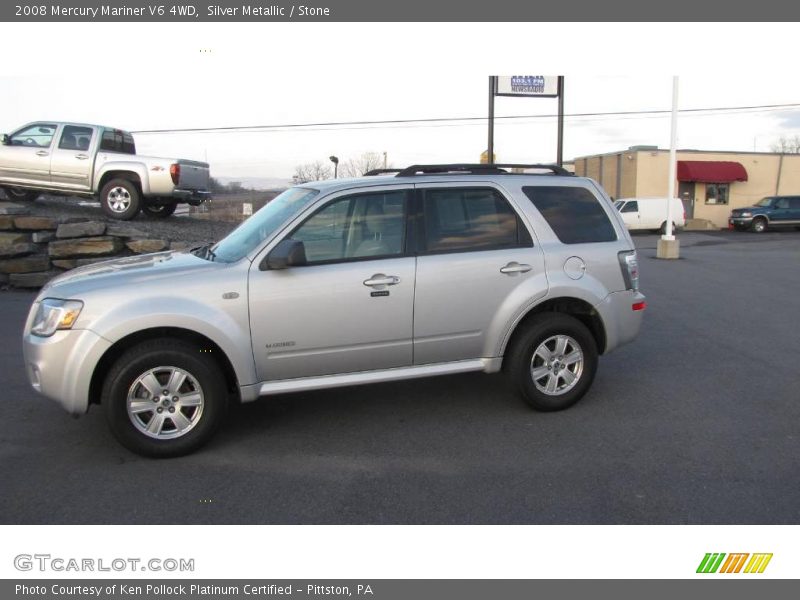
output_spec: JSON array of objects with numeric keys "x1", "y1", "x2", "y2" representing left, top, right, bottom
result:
[
  {"x1": 729, "y1": 216, "x2": 753, "y2": 227},
  {"x1": 22, "y1": 328, "x2": 112, "y2": 415},
  {"x1": 173, "y1": 189, "x2": 212, "y2": 206}
]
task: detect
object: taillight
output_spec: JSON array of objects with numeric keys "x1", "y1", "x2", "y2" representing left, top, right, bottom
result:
[
  {"x1": 169, "y1": 163, "x2": 180, "y2": 185},
  {"x1": 618, "y1": 250, "x2": 639, "y2": 291},
  {"x1": 632, "y1": 301, "x2": 647, "y2": 311}
]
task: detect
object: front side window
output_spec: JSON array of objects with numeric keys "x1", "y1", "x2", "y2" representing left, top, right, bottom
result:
[
  {"x1": 621, "y1": 201, "x2": 638, "y2": 213},
  {"x1": 59, "y1": 126, "x2": 94, "y2": 151},
  {"x1": 291, "y1": 191, "x2": 407, "y2": 263},
  {"x1": 774, "y1": 198, "x2": 790, "y2": 209},
  {"x1": 523, "y1": 186, "x2": 617, "y2": 244},
  {"x1": 705, "y1": 183, "x2": 729, "y2": 205},
  {"x1": 422, "y1": 188, "x2": 525, "y2": 253},
  {"x1": 10, "y1": 123, "x2": 57, "y2": 148}
]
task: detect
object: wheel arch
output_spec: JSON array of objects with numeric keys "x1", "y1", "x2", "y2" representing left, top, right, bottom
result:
[
  {"x1": 500, "y1": 296, "x2": 607, "y2": 370},
  {"x1": 97, "y1": 169, "x2": 145, "y2": 196},
  {"x1": 88, "y1": 327, "x2": 240, "y2": 406}
]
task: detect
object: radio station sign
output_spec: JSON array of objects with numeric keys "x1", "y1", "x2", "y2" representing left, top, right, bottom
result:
[{"x1": 495, "y1": 76, "x2": 560, "y2": 97}]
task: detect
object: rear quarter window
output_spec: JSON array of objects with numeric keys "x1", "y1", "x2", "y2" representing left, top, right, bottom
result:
[{"x1": 522, "y1": 185, "x2": 617, "y2": 244}]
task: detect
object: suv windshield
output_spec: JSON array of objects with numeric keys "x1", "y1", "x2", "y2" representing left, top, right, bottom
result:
[
  {"x1": 755, "y1": 197, "x2": 775, "y2": 207},
  {"x1": 208, "y1": 187, "x2": 319, "y2": 262}
]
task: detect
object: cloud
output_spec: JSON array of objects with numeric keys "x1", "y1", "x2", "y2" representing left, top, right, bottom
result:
[{"x1": 773, "y1": 110, "x2": 800, "y2": 129}]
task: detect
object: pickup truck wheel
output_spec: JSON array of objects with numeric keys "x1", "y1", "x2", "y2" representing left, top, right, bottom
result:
[
  {"x1": 103, "y1": 339, "x2": 228, "y2": 458},
  {"x1": 142, "y1": 202, "x2": 177, "y2": 218},
  {"x1": 507, "y1": 314, "x2": 598, "y2": 412},
  {"x1": 3, "y1": 187, "x2": 40, "y2": 202},
  {"x1": 750, "y1": 217, "x2": 767, "y2": 233},
  {"x1": 100, "y1": 178, "x2": 141, "y2": 220}
]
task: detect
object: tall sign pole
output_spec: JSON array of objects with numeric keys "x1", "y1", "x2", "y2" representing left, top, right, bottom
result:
[
  {"x1": 556, "y1": 76, "x2": 565, "y2": 167},
  {"x1": 656, "y1": 76, "x2": 681, "y2": 259},
  {"x1": 488, "y1": 76, "x2": 496, "y2": 165},
  {"x1": 489, "y1": 76, "x2": 562, "y2": 166}
]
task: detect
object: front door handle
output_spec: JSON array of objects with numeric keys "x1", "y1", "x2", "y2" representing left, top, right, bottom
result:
[
  {"x1": 75, "y1": 154, "x2": 89, "y2": 160},
  {"x1": 500, "y1": 262, "x2": 532, "y2": 275},
  {"x1": 35, "y1": 150, "x2": 49, "y2": 157},
  {"x1": 363, "y1": 274, "x2": 400, "y2": 287}
]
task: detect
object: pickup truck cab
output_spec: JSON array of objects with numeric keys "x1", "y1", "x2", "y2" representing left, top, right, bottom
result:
[
  {"x1": 0, "y1": 121, "x2": 211, "y2": 219},
  {"x1": 729, "y1": 196, "x2": 800, "y2": 232}
]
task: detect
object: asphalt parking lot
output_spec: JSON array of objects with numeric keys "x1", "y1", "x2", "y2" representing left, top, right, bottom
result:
[{"x1": 1, "y1": 230, "x2": 798, "y2": 524}]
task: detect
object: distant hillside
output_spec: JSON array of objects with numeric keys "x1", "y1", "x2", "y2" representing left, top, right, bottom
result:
[{"x1": 215, "y1": 176, "x2": 291, "y2": 191}]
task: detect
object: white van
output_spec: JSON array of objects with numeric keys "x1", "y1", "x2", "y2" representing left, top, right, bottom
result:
[{"x1": 614, "y1": 197, "x2": 685, "y2": 233}]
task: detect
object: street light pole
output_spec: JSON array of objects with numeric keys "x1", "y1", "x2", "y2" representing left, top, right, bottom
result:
[
  {"x1": 329, "y1": 155, "x2": 339, "y2": 179},
  {"x1": 656, "y1": 76, "x2": 681, "y2": 259}
]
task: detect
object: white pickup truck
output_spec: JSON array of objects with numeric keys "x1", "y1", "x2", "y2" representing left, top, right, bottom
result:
[{"x1": 0, "y1": 121, "x2": 211, "y2": 220}]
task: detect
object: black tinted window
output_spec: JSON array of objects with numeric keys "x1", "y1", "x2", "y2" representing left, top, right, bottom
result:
[
  {"x1": 100, "y1": 129, "x2": 136, "y2": 154},
  {"x1": 522, "y1": 186, "x2": 616, "y2": 244},
  {"x1": 790, "y1": 198, "x2": 800, "y2": 210},
  {"x1": 423, "y1": 188, "x2": 526, "y2": 253}
]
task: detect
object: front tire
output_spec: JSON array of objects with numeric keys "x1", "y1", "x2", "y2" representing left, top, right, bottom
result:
[
  {"x1": 100, "y1": 178, "x2": 141, "y2": 220},
  {"x1": 2, "y1": 186, "x2": 40, "y2": 202},
  {"x1": 506, "y1": 314, "x2": 598, "y2": 411},
  {"x1": 103, "y1": 339, "x2": 228, "y2": 457},
  {"x1": 142, "y1": 202, "x2": 178, "y2": 218},
  {"x1": 751, "y1": 217, "x2": 767, "y2": 233}
]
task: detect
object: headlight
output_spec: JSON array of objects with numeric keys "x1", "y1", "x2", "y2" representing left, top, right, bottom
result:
[
  {"x1": 30, "y1": 299, "x2": 84, "y2": 337},
  {"x1": 740, "y1": 211, "x2": 752, "y2": 217}
]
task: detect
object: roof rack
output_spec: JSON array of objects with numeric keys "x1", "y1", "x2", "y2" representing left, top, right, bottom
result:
[
  {"x1": 363, "y1": 168, "x2": 404, "y2": 176},
  {"x1": 394, "y1": 163, "x2": 572, "y2": 177}
]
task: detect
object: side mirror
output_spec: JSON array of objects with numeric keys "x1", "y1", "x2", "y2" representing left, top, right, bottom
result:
[
  {"x1": 261, "y1": 239, "x2": 307, "y2": 271},
  {"x1": 1, "y1": 134, "x2": 9, "y2": 145}
]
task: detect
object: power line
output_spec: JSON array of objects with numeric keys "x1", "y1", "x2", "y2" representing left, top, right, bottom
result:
[{"x1": 130, "y1": 103, "x2": 800, "y2": 134}]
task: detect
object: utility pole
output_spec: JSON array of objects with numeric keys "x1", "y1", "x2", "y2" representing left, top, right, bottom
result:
[{"x1": 488, "y1": 76, "x2": 495, "y2": 165}]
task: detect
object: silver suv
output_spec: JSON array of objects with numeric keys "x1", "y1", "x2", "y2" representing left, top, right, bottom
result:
[{"x1": 22, "y1": 164, "x2": 645, "y2": 457}]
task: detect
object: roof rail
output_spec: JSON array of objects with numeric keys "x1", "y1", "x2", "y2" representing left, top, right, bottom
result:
[
  {"x1": 394, "y1": 163, "x2": 572, "y2": 177},
  {"x1": 363, "y1": 168, "x2": 404, "y2": 176}
]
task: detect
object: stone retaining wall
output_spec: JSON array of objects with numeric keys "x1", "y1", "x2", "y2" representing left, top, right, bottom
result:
[{"x1": 0, "y1": 202, "x2": 192, "y2": 289}]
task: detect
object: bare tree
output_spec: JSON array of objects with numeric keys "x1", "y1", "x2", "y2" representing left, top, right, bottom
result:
[
  {"x1": 770, "y1": 135, "x2": 800, "y2": 153},
  {"x1": 340, "y1": 152, "x2": 388, "y2": 178},
  {"x1": 293, "y1": 160, "x2": 333, "y2": 184}
]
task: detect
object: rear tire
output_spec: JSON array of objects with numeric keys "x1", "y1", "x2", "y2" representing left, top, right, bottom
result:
[
  {"x1": 506, "y1": 314, "x2": 599, "y2": 412},
  {"x1": 103, "y1": 339, "x2": 228, "y2": 458},
  {"x1": 2, "y1": 187, "x2": 40, "y2": 202},
  {"x1": 100, "y1": 178, "x2": 141, "y2": 220},
  {"x1": 142, "y1": 202, "x2": 177, "y2": 218},
  {"x1": 750, "y1": 217, "x2": 767, "y2": 233}
]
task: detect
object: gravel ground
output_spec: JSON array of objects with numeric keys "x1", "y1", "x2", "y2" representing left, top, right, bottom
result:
[{"x1": 1, "y1": 190, "x2": 280, "y2": 246}]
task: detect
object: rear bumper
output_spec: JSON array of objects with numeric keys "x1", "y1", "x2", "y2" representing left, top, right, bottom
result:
[
  {"x1": 173, "y1": 189, "x2": 212, "y2": 205},
  {"x1": 595, "y1": 290, "x2": 646, "y2": 354}
]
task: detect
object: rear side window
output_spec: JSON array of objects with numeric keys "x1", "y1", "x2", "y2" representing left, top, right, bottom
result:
[
  {"x1": 422, "y1": 188, "x2": 530, "y2": 253},
  {"x1": 522, "y1": 186, "x2": 617, "y2": 244},
  {"x1": 100, "y1": 129, "x2": 136, "y2": 154},
  {"x1": 790, "y1": 198, "x2": 800, "y2": 210}
]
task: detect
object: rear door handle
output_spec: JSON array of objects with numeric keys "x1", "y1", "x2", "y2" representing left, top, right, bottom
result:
[
  {"x1": 363, "y1": 274, "x2": 401, "y2": 287},
  {"x1": 35, "y1": 150, "x2": 49, "y2": 157},
  {"x1": 500, "y1": 262, "x2": 532, "y2": 275},
  {"x1": 75, "y1": 154, "x2": 89, "y2": 160}
]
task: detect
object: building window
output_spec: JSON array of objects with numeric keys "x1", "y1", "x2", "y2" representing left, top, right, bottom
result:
[{"x1": 705, "y1": 183, "x2": 730, "y2": 205}]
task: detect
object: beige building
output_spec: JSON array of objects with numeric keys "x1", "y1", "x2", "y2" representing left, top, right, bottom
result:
[{"x1": 573, "y1": 147, "x2": 800, "y2": 228}]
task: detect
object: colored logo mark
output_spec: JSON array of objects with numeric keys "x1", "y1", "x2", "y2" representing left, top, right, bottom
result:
[{"x1": 696, "y1": 553, "x2": 773, "y2": 574}]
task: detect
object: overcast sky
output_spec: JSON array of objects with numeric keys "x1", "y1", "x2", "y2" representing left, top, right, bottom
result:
[{"x1": 2, "y1": 26, "x2": 799, "y2": 183}]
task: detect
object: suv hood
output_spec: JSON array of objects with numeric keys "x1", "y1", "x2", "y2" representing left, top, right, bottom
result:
[{"x1": 40, "y1": 251, "x2": 224, "y2": 299}]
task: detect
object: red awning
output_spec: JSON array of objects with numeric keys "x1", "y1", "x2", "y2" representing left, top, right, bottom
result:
[{"x1": 677, "y1": 161, "x2": 748, "y2": 183}]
